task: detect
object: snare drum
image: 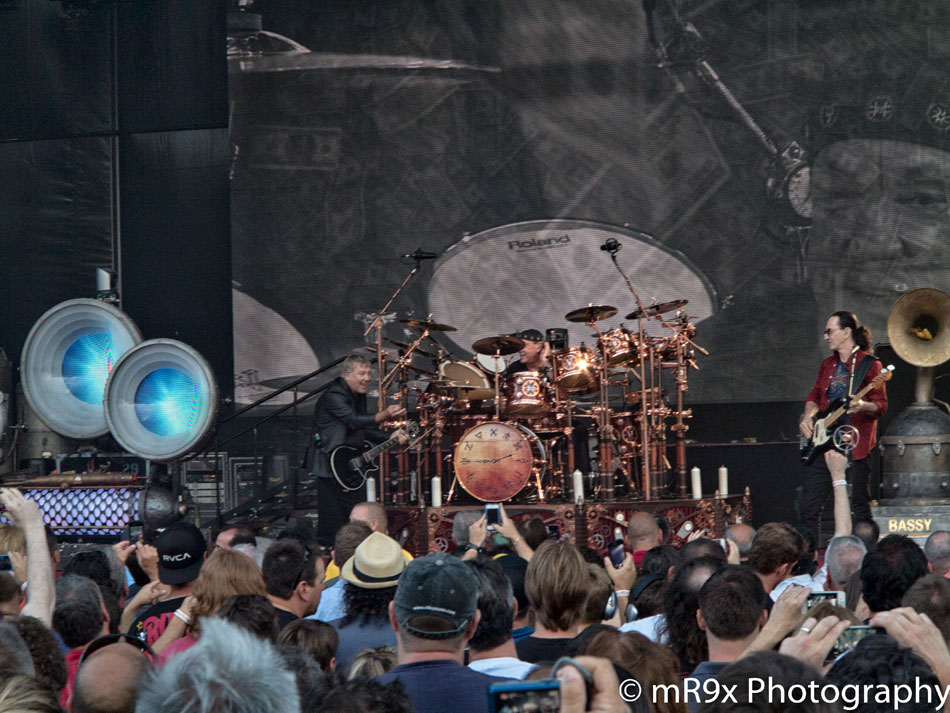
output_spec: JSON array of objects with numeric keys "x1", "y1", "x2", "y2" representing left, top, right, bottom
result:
[
  {"x1": 599, "y1": 327, "x2": 639, "y2": 367},
  {"x1": 503, "y1": 371, "x2": 550, "y2": 416},
  {"x1": 454, "y1": 421, "x2": 545, "y2": 502},
  {"x1": 437, "y1": 360, "x2": 494, "y2": 401},
  {"x1": 553, "y1": 346, "x2": 601, "y2": 392}
]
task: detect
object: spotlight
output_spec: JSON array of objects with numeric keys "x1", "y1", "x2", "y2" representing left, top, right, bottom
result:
[
  {"x1": 104, "y1": 339, "x2": 218, "y2": 461},
  {"x1": 20, "y1": 299, "x2": 143, "y2": 439}
]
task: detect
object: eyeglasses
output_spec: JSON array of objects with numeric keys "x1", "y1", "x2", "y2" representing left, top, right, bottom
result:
[
  {"x1": 78, "y1": 633, "x2": 157, "y2": 668},
  {"x1": 823, "y1": 328, "x2": 841, "y2": 336}
]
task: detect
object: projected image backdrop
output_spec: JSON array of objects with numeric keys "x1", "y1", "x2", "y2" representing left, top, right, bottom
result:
[{"x1": 229, "y1": 0, "x2": 950, "y2": 405}]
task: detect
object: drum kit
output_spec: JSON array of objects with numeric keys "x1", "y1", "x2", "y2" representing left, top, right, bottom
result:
[{"x1": 367, "y1": 298, "x2": 706, "y2": 505}]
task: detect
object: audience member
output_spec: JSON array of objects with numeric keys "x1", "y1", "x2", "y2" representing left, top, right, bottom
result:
[
  {"x1": 747, "y1": 522, "x2": 805, "y2": 596},
  {"x1": 925, "y1": 531, "x2": 950, "y2": 578},
  {"x1": 314, "y1": 678, "x2": 412, "y2": 713},
  {"x1": 212, "y1": 524, "x2": 257, "y2": 552},
  {"x1": 72, "y1": 639, "x2": 150, "y2": 713},
  {"x1": 0, "y1": 672, "x2": 60, "y2": 713},
  {"x1": 322, "y1": 502, "x2": 413, "y2": 582},
  {"x1": 451, "y1": 510, "x2": 482, "y2": 555},
  {"x1": 824, "y1": 534, "x2": 868, "y2": 591},
  {"x1": 586, "y1": 629, "x2": 686, "y2": 713},
  {"x1": 628, "y1": 511, "x2": 664, "y2": 567},
  {"x1": 331, "y1": 531, "x2": 404, "y2": 671},
  {"x1": 902, "y1": 574, "x2": 950, "y2": 646},
  {"x1": 690, "y1": 566, "x2": 768, "y2": 689},
  {"x1": 516, "y1": 540, "x2": 589, "y2": 663},
  {"x1": 0, "y1": 621, "x2": 34, "y2": 676},
  {"x1": 517, "y1": 516, "x2": 549, "y2": 551},
  {"x1": 279, "y1": 618, "x2": 339, "y2": 673},
  {"x1": 0, "y1": 573, "x2": 22, "y2": 618},
  {"x1": 701, "y1": 651, "x2": 834, "y2": 713},
  {"x1": 125, "y1": 522, "x2": 206, "y2": 645},
  {"x1": 54, "y1": 575, "x2": 110, "y2": 709},
  {"x1": 581, "y1": 563, "x2": 620, "y2": 628},
  {"x1": 11, "y1": 616, "x2": 66, "y2": 697},
  {"x1": 65, "y1": 551, "x2": 123, "y2": 635},
  {"x1": 1, "y1": 489, "x2": 55, "y2": 627},
  {"x1": 313, "y1": 521, "x2": 372, "y2": 622},
  {"x1": 379, "y1": 553, "x2": 501, "y2": 713},
  {"x1": 860, "y1": 534, "x2": 928, "y2": 616},
  {"x1": 347, "y1": 646, "x2": 398, "y2": 679},
  {"x1": 640, "y1": 545, "x2": 681, "y2": 579},
  {"x1": 852, "y1": 518, "x2": 880, "y2": 550},
  {"x1": 218, "y1": 593, "x2": 281, "y2": 643},
  {"x1": 135, "y1": 618, "x2": 300, "y2": 713},
  {"x1": 274, "y1": 645, "x2": 324, "y2": 704},
  {"x1": 463, "y1": 558, "x2": 535, "y2": 680},
  {"x1": 678, "y1": 538, "x2": 728, "y2": 567},
  {"x1": 659, "y1": 556, "x2": 724, "y2": 673},
  {"x1": 263, "y1": 539, "x2": 323, "y2": 629},
  {"x1": 656, "y1": 515, "x2": 672, "y2": 545},
  {"x1": 723, "y1": 523, "x2": 756, "y2": 560},
  {"x1": 152, "y1": 548, "x2": 267, "y2": 663}
]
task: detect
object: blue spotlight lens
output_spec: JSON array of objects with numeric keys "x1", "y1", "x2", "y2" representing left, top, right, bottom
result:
[
  {"x1": 134, "y1": 368, "x2": 200, "y2": 437},
  {"x1": 62, "y1": 333, "x2": 114, "y2": 404}
]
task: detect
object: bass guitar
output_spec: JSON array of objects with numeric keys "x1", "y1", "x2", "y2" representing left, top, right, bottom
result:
[
  {"x1": 799, "y1": 365, "x2": 894, "y2": 465},
  {"x1": 330, "y1": 422, "x2": 419, "y2": 491}
]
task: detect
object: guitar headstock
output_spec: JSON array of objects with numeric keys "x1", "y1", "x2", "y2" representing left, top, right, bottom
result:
[{"x1": 878, "y1": 364, "x2": 896, "y2": 383}]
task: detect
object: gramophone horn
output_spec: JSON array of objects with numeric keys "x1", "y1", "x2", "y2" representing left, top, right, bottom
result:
[{"x1": 886, "y1": 288, "x2": 950, "y2": 368}]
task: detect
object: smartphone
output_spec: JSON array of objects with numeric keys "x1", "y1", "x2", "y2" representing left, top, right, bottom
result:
[
  {"x1": 484, "y1": 503, "x2": 501, "y2": 527},
  {"x1": 547, "y1": 523, "x2": 561, "y2": 539},
  {"x1": 488, "y1": 679, "x2": 561, "y2": 713},
  {"x1": 607, "y1": 538, "x2": 626, "y2": 568},
  {"x1": 0, "y1": 554, "x2": 11, "y2": 572},
  {"x1": 831, "y1": 625, "x2": 880, "y2": 658},
  {"x1": 675, "y1": 520, "x2": 695, "y2": 539},
  {"x1": 804, "y1": 591, "x2": 846, "y2": 613},
  {"x1": 125, "y1": 521, "x2": 144, "y2": 543},
  {"x1": 715, "y1": 538, "x2": 727, "y2": 551}
]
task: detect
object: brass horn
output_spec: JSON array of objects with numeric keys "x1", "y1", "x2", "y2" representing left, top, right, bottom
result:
[
  {"x1": 887, "y1": 288, "x2": 950, "y2": 403},
  {"x1": 887, "y1": 288, "x2": 950, "y2": 367}
]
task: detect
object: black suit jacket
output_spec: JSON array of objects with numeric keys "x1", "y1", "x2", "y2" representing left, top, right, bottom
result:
[{"x1": 308, "y1": 377, "x2": 387, "y2": 479}]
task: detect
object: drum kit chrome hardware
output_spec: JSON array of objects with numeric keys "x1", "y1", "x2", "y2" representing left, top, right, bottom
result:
[{"x1": 362, "y1": 297, "x2": 704, "y2": 506}]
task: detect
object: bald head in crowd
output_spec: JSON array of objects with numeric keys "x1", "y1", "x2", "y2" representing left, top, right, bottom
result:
[
  {"x1": 925, "y1": 531, "x2": 950, "y2": 578},
  {"x1": 71, "y1": 643, "x2": 149, "y2": 713},
  {"x1": 627, "y1": 512, "x2": 663, "y2": 552},
  {"x1": 350, "y1": 502, "x2": 388, "y2": 534}
]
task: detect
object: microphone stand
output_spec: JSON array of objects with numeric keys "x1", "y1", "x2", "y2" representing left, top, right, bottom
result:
[
  {"x1": 603, "y1": 241, "x2": 654, "y2": 500},
  {"x1": 362, "y1": 253, "x2": 426, "y2": 505}
]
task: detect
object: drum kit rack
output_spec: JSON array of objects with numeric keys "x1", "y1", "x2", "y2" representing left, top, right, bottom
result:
[{"x1": 360, "y1": 245, "x2": 708, "y2": 507}]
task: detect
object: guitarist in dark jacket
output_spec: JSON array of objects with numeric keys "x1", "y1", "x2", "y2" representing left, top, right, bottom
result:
[
  {"x1": 799, "y1": 311, "x2": 887, "y2": 546},
  {"x1": 311, "y1": 354, "x2": 406, "y2": 546}
]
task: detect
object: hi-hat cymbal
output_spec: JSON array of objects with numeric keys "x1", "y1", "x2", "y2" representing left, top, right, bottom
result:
[
  {"x1": 625, "y1": 300, "x2": 688, "y2": 320},
  {"x1": 565, "y1": 305, "x2": 618, "y2": 323},
  {"x1": 472, "y1": 335, "x2": 524, "y2": 356},
  {"x1": 400, "y1": 319, "x2": 457, "y2": 332}
]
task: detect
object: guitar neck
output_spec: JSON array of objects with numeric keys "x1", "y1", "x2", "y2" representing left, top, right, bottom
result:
[
  {"x1": 825, "y1": 376, "x2": 883, "y2": 427},
  {"x1": 361, "y1": 424, "x2": 416, "y2": 462}
]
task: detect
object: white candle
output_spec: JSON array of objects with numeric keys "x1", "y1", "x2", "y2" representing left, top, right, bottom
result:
[
  {"x1": 572, "y1": 469, "x2": 584, "y2": 504},
  {"x1": 431, "y1": 476, "x2": 442, "y2": 508},
  {"x1": 365, "y1": 476, "x2": 377, "y2": 502},
  {"x1": 718, "y1": 466, "x2": 729, "y2": 497},
  {"x1": 690, "y1": 466, "x2": 702, "y2": 500}
]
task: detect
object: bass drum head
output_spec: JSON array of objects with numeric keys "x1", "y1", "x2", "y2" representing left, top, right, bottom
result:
[
  {"x1": 426, "y1": 220, "x2": 715, "y2": 359},
  {"x1": 454, "y1": 421, "x2": 544, "y2": 502}
]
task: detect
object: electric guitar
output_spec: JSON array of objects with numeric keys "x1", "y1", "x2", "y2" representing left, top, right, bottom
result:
[
  {"x1": 330, "y1": 422, "x2": 419, "y2": 491},
  {"x1": 799, "y1": 365, "x2": 894, "y2": 465}
]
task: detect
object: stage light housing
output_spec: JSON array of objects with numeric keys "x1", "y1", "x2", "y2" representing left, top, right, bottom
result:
[
  {"x1": 20, "y1": 299, "x2": 143, "y2": 439},
  {"x1": 104, "y1": 339, "x2": 218, "y2": 461}
]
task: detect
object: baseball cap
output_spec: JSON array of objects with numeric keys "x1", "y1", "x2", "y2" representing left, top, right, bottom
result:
[
  {"x1": 515, "y1": 329, "x2": 544, "y2": 342},
  {"x1": 393, "y1": 553, "x2": 477, "y2": 639},
  {"x1": 156, "y1": 522, "x2": 207, "y2": 585}
]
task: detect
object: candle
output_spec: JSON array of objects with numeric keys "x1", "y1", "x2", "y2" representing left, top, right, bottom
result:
[
  {"x1": 690, "y1": 467, "x2": 702, "y2": 500},
  {"x1": 718, "y1": 466, "x2": 729, "y2": 497},
  {"x1": 572, "y1": 469, "x2": 584, "y2": 504},
  {"x1": 366, "y1": 476, "x2": 377, "y2": 502},
  {"x1": 431, "y1": 476, "x2": 442, "y2": 508}
]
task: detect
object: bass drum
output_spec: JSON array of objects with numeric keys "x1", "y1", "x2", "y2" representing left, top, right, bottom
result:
[{"x1": 454, "y1": 421, "x2": 545, "y2": 502}]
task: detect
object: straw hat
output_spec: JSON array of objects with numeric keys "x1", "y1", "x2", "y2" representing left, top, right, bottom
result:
[{"x1": 340, "y1": 531, "x2": 406, "y2": 589}]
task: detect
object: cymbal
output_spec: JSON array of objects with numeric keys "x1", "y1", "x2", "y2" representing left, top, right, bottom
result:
[
  {"x1": 400, "y1": 319, "x2": 457, "y2": 332},
  {"x1": 472, "y1": 335, "x2": 524, "y2": 356},
  {"x1": 385, "y1": 338, "x2": 439, "y2": 360},
  {"x1": 565, "y1": 305, "x2": 618, "y2": 323},
  {"x1": 625, "y1": 299, "x2": 688, "y2": 320}
]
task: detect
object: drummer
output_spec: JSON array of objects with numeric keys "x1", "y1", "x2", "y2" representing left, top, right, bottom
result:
[
  {"x1": 504, "y1": 328, "x2": 591, "y2": 473},
  {"x1": 504, "y1": 329, "x2": 552, "y2": 375}
]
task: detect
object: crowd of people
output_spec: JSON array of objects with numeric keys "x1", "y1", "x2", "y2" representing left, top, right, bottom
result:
[{"x1": 3, "y1": 485, "x2": 950, "y2": 713}]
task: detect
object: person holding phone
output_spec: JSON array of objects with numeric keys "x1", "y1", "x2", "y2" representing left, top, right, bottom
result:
[{"x1": 461, "y1": 503, "x2": 535, "y2": 562}]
